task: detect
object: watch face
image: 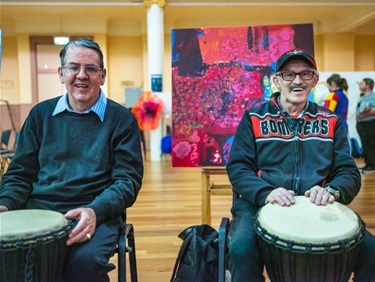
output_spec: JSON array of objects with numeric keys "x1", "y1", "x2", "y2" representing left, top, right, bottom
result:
[{"x1": 325, "y1": 187, "x2": 339, "y2": 199}]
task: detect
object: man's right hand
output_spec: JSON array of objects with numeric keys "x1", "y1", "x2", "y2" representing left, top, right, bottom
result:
[{"x1": 265, "y1": 188, "x2": 295, "y2": 206}]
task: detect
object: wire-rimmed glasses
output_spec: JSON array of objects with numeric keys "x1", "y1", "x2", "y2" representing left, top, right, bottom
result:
[{"x1": 61, "y1": 65, "x2": 103, "y2": 76}]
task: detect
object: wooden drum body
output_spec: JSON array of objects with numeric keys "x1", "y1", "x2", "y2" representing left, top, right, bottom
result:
[
  {"x1": 255, "y1": 196, "x2": 365, "y2": 282},
  {"x1": 0, "y1": 210, "x2": 73, "y2": 282}
]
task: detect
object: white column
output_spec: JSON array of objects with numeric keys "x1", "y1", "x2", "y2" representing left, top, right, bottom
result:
[{"x1": 145, "y1": 0, "x2": 165, "y2": 162}]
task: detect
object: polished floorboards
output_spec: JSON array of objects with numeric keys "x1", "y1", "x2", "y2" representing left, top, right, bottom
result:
[{"x1": 109, "y1": 157, "x2": 375, "y2": 282}]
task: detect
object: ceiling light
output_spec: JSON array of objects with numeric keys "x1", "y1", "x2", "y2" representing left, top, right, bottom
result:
[{"x1": 53, "y1": 36, "x2": 70, "y2": 46}]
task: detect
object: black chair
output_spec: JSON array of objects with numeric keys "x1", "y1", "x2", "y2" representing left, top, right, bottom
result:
[
  {"x1": 218, "y1": 190, "x2": 239, "y2": 282},
  {"x1": 0, "y1": 129, "x2": 12, "y2": 153},
  {"x1": 0, "y1": 130, "x2": 15, "y2": 177},
  {"x1": 140, "y1": 130, "x2": 147, "y2": 161},
  {"x1": 0, "y1": 151, "x2": 14, "y2": 177},
  {"x1": 114, "y1": 212, "x2": 138, "y2": 282}
]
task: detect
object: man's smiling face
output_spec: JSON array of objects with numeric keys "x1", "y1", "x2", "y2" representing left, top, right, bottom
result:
[
  {"x1": 59, "y1": 46, "x2": 106, "y2": 112},
  {"x1": 273, "y1": 59, "x2": 319, "y2": 107}
]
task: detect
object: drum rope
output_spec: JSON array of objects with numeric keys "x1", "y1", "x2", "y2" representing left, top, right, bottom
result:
[
  {"x1": 0, "y1": 220, "x2": 74, "y2": 250},
  {"x1": 254, "y1": 213, "x2": 366, "y2": 255},
  {"x1": 24, "y1": 245, "x2": 35, "y2": 282}
]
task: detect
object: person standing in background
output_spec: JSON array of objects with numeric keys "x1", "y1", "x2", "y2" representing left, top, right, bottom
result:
[
  {"x1": 324, "y1": 73, "x2": 349, "y2": 130},
  {"x1": 356, "y1": 78, "x2": 375, "y2": 174}
]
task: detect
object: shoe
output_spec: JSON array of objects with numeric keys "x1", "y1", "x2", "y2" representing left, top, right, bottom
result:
[
  {"x1": 359, "y1": 165, "x2": 368, "y2": 171},
  {"x1": 361, "y1": 166, "x2": 375, "y2": 174}
]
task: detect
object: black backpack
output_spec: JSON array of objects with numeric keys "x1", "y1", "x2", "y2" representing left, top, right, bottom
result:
[
  {"x1": 350, "y1": 138, "x2": 363, "y2": 158},
  {"x1": 170, "y1": 224, "x2": 219, "y2": 282}
]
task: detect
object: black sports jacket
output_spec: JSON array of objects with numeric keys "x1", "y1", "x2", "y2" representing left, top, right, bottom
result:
[{"x1": 226, "y1": 92, "x2": 361, "y2": 208}]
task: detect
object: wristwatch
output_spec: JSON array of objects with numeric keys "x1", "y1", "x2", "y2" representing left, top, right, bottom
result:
[{"x1": 325, "y1": 186, "x2": 340, "y2": 200}]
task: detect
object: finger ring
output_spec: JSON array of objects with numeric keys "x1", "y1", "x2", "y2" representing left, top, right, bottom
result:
[{"x1": 86, "y1": 233, "x2": 91, "y2": 240}]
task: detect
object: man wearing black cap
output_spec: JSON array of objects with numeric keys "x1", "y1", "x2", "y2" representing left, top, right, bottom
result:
[{"x1": 226, "y1": 49, "x2": 374, "y2": 281}]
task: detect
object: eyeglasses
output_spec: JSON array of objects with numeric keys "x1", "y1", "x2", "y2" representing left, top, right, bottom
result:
[
  {"x1": 61, "y1": 65, "x2": 103, "y2": 76},
  {"x1": 276, "y1": 70, "x2": 316, "y2": 81}
]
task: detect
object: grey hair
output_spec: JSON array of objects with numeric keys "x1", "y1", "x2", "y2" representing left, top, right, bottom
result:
[{"x1": 59, "y1": 37, "x2": 104, "y2": 68}]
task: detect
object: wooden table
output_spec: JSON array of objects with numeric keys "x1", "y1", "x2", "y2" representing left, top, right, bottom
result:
[{"x1": 201, "y1": 166, "x2": 232, "y2": 225}]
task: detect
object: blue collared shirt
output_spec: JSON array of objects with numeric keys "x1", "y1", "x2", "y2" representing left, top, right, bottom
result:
[{"x1": 52, "y1": 90, "x2": 107, "y2": 122}]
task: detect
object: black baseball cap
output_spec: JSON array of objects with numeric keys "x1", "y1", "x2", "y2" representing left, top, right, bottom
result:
[{"x1": 276, "y1": 49, "x2": 317, "y2": 72}]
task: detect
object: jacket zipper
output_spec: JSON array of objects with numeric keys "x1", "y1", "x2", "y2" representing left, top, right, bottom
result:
[
  {"x1": 293, "y1": 121, "x2": 301, "y2": 194},
  {"x1": 271, "y1": 97, "x2": 303, "y2": 194}
]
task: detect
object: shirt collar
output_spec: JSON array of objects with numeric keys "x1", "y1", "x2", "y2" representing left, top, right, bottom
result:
[{"x1": 52, "y1": 90, "x2": 107, "y2": 122}]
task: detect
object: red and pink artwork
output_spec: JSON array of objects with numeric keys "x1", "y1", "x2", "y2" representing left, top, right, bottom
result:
[{"x1": 171, "y1": 24, "x2": 314, "y2": 167}]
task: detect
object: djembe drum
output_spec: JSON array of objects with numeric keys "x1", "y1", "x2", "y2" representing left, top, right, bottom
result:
[
  {"x1": 0, "y1": 210, "x2": 73, "y2": 282},
  {"x1": 255, "y1": 196, "x2": 365, "y2": 282}
]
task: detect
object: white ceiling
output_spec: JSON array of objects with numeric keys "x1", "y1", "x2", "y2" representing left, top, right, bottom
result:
[{"x1": 1, "y1": 0, "x2": 374, "y2": 36}]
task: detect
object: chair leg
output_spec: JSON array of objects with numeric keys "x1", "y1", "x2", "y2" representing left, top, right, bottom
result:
[
  {"x1": 140, "y1": 131, "x2": 146, "y2": 161},
  {"x1": 118, "y1": 223, "x2": 138, "y2": 282},
  {"x1": 118, "y1": 225, "x2": 126, "y2": 282},
  {"x1": 218, "y1": 217, "x2": 230, "y2": 282},
  {"x1": 127, "y1": 225, "x2": 138, "y2": 282}
]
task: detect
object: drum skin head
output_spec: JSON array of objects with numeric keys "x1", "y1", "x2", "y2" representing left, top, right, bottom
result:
[
  {"x1": 0, "y1": 209, "x2": 68, "y2": 240},
  {"x1": 258, "y1": 196, "x2": 359, "y2": 244}
]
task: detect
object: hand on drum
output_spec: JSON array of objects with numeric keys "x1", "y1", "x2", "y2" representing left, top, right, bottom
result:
[
  {"x1": 64, "y1": 207, "x2": 97, "y2": 246},
  {"x1": 305, "y1": 185, "x2": 335, "y2": 205},
  {"x1": 0, "y1": 205, "x2": 9, "y2": 212},
  {"x1": 265, "y1": 188, "x2": 295, "y2": 206}
]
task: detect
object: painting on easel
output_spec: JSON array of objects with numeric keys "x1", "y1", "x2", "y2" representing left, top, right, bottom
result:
[{"x1": 171, "y1": 23, "x2": 314, "y2": 167}]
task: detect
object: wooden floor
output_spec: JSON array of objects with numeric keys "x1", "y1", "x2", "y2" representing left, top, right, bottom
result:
[{"x1": 109, "y1": 157, "x2": 375, "y2": 282}]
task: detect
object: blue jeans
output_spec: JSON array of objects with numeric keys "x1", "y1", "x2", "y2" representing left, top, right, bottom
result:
[
  {"x1": 228, "y1": 198, "x2": 375, "y2": 282},
  {"x1": 63, "y1": 216, "x2": 122, "y2": 282},
  {"x1": 228, "y1": 198, "x2": 265, "y2": 282}
]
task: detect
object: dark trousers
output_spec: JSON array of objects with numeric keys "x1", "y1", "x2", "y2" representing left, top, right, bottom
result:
[
  {"x1": 357, "y1": 120, "x2": 375, "y2": 167},
  {"x1": 63, "y1": 216, "x2": 122, "y2": 282},
  {"x1": 228, "y1": 198, "x2": 375, "y2": 282}
]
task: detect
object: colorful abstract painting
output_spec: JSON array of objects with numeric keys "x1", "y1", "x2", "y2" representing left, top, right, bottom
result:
[{"x1": 171, "y1": 23, "x2": 314, "y2": 167}]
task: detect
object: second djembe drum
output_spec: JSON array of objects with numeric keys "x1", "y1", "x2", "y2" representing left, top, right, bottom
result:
[{"x1": 255, "y1": 196, "x2": 365, "y2": 282}]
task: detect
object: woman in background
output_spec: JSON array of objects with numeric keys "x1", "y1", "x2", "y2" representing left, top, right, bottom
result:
[{"x1": 324, "y1": 73, "x2": 349, "y2": 130}]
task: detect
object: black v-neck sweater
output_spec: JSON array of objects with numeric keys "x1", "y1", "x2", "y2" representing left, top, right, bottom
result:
[{"x1": 0, "y1": 97, "x2": 143, "y2": 225}]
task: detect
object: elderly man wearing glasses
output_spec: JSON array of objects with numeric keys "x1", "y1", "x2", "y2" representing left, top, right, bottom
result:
[
  {"x1": 226, "y1": 49, "x2": 374, "y2": 281},
  {"x1": 0, "y1": 38, "x2": 144, "y2": 281}
]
